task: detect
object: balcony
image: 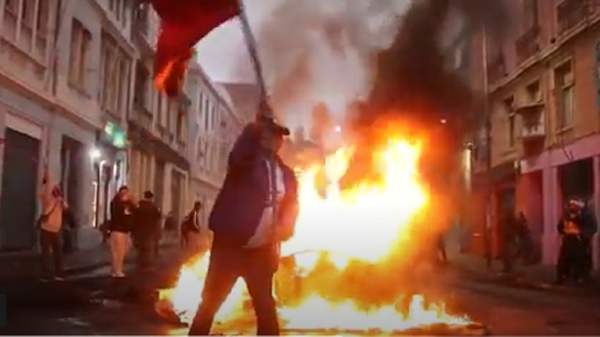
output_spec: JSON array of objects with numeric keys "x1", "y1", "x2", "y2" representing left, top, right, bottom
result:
[
  {"x1": 129, "y1": 104, "x2": 153, "y2": 131},
  {"x1": 515, "y1": 101, "x2": 544, "y2": 116},
  {"x1": 515, "y1": 25, "x2": 541, "y2": 64},
  {"x1": 557, "y1": 0, "x2": 590, "y2": 36}
]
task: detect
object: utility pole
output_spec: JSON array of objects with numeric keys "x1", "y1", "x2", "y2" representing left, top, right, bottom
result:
[{"x1": 481, "y1": 27, "x2": 493, "y2": 270}]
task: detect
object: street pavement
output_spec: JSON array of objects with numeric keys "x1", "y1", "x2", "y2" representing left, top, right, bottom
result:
[{"x1": 2, "y1": 253, "x2": 599, "y2": 336}]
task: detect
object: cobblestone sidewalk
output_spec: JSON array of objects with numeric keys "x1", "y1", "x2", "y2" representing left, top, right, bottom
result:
[
  {"x1": 451, "y1": 252, "x2": 600, "y2": 296},
  {"x1": 0, "y1": 240, "x2": 179, "y2": 284}
]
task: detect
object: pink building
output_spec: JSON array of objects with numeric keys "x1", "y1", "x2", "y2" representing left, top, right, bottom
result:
[{"x1": 520, "y1": 135, "x2": 600, "y2": 269}]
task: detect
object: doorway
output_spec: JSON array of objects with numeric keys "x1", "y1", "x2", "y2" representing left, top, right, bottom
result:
[{"x1": 0, "y1": 128, "x2": 40, "y2": 251}]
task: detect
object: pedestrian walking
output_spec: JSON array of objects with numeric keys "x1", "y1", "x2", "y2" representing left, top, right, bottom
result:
[
  {"x1": 188, "y1": 118, "x2": 299, "y2": 336},
  {"x1": 556, "y1": 199, "x2": 587, "y2": 284},
  {"x1": 38, "y1": 171, "x2": 67, "y2": 281},
  {"x1": 108, "y1": 186, "x2": 136, "y2": 278},
  {"x1": 182, "y1": 201, "x2": 203, "y2": 256},
  {"x1": 500, "y1": 210, "x2": 518, "y2": 273},
  {"x1": 132, "y1": 191, "x2": 162, "y2": 271}
]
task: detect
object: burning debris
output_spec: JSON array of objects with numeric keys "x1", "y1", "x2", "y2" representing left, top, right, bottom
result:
[{"x1": 157, "y1": 138, "x2": 481, "y2": 335}]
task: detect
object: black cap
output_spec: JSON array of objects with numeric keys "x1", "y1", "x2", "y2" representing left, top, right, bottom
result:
[
  {"x1": 258, "y1": 115, "x2": 290, "y2": 136},
  {"x1": 143, "y1": 191, "x2": 154, "y2": 199}
]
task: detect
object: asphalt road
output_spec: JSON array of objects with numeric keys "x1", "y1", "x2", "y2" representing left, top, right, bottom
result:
[{"x1": 2, "y1": 262, "x2": 599, "y2": 336}]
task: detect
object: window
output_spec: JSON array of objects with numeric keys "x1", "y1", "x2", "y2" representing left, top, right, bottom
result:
[
  {"x1": 68, "y1": 20, "x2": 91, "y2": 90},
  {"x1": 21, "y1": 0, "x2": 35, "y2": 28},
  {"x1": 100, "y1": 34, "x2": 131, "y2": 116},
  {"x1": 503, "y1": 97, "x2": 516, "y2": 147},
  {"x1": 176, "y1": 112, "x2": 186, "y2": 142},
  {"x1": 5, "y1": 0, "x2": 18, "y2": 15},
  {"x1": 133, "y1": 62, "x2": 150, "y2": 110},
  {"x1": 526, "y1": 80, "x2": 541, "y2": 103},
  {"x1": 555, "y1": 61, "x2": 575, "y2": 129},
  {"x1": 36, "y1": 0, "x2": 51, "y2": 35}
]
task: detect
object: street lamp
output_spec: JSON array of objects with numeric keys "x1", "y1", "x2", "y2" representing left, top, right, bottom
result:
[
  {"x1": 334, "y1": 126, "x2": 342, "y2": 132},
  {"x1": 89, "y1": 148, "x2": 101, "y2": 160}
]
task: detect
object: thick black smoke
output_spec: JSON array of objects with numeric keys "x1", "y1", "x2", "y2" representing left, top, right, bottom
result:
[{"x1": 342, "y1": 0, "x2": 510, "y2": 188}]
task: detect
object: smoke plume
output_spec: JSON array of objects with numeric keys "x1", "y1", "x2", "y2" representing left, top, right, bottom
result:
[
  {"x1": 246, "y1": 0, "x2": 410, "y2": 129},
  {"x1": 342, "y1": 0, "x2": 510, "y2": 188}
]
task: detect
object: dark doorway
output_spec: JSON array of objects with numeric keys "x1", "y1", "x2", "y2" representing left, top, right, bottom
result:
[
  {"x1": 171, "y1": 169, "x2": 183, "y2": 224},
  {"x1": 0, "y1": 128, "x2": 40, "y2": 251},
  {"x1": 155, "y1": 159, "x2": 165, "y2": 210},
  {"x1": 559, "y1": 158, "x2": 594, "y2": 203},
  {"x1": 60, "y1": 137, "x2": 84, "y2": 220},
  {"x1": 498, "y1": 187, "x2": 516, "y2": 214}
]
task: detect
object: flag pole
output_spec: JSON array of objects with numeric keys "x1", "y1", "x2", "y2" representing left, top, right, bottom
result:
[
  {"x1": 238, "y1": 1, "x2": 272, "y2": 118},
  {"x1": 238, "y1": 1, "x2": 282, "y2": 250}
]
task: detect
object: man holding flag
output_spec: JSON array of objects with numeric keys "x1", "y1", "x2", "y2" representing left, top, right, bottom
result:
[{"x1": 147, "y1": 0, "x2": 299, "y2": 335}]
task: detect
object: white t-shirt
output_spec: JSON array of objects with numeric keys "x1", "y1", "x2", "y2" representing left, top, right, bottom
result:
[{"x1": 245, "y1": 159, "x2": 285, "y2": 248}]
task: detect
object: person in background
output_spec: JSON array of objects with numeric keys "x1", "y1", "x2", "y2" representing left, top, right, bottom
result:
[
  {"x1": 188, "y1": 116, "x2": 299, "y2": 336},
  {"x1": 38, "y1": 171, "x2": 67, "y2": 281},
  {"x1": 500, "y1": 210, "x2": 518, "y2": 273},
  {"x1": 556, "y1": 199, "x2": 586, "y2": 284},
  {"x1": 133, "y1": 191, "x2": 162, "y2": 271},
  {"x1": 182, "y1": 201, "x2": 203, "y2": 256},
  {"x1": 580, "y1": 199, "x2": 597, "y2": 282},
  {"x1": 109, "y1": 186, "x2": 136, "y2": 278},
  {"x1": 514, "y1": 211, "x2": 533, "y2": 264}
]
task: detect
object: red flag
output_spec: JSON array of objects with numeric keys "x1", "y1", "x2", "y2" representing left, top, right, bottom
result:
[{"x1": 151, "y1": 0, "x2": 239, "y2": 96}]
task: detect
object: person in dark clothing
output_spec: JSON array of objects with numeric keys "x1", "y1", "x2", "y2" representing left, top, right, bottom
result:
[
  {"x1": 133, "y1": 191, "x2": 162, "y2": 271},
  {"x1": 579, "y1": 201, "x2": 597, "y2": 281},
  {"x1": 514, "y1": 211, "x2": 533, "y2": 264},
  {"x1": 109, "y1": 186, "x2": 136, "y2": 278},
  {"x1": 501, "y1": 210, "x2": 518, "y2": 273},
  {"x1": 188, "y1": 117, "x2": 299, "y2": 336},
  {"x1": 182, "y1": 201, "x2": 203, "y2": 256},
  {"x1": 556, "y1": 199, "x2": 588, "y2": 284}
]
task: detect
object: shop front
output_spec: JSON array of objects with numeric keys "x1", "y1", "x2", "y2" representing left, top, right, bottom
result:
[{"x1": 91, "y1": 122, "x2": 127, "y2": 228}]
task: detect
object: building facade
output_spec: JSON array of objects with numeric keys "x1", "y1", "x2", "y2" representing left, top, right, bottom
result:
[
  {"x1": 186, "y1": 65, "x2": 242, "y2": 228},
  {"x1": 470, "y1": 0, "x2": 600, "y2": 269},
  {"x1": 0, "y1": 0, "x2": 134, "y2": 252},
  {"x1": 129, "y1": 2, "x2": 189, "y2": 226}
]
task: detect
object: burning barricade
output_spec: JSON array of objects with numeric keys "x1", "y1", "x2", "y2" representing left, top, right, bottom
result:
[{"x1": 157, "y1": 138, "x2": 479, "y2": 335}]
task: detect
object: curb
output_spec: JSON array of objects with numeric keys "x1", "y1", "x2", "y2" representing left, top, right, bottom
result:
[
  {"x1": 0, "y1": 243, "x2": 180, "y2": 286},
  {"x1": 454, "y1": 264, "x2": 600, "y2": 296}
]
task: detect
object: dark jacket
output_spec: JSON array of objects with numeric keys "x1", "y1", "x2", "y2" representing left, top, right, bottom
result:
[
  {"x1": 134, "y1": 200, "x2": 161, "y2": 239},
  {"x1": 182, "y1": 210, "x2": 201, "y2": 234},
  {"x1": 559, "y1": 208, "x2": 598, "y2": 238},
  {"x1": 209, "y1": 123, "x2": 299, "y2": 246},
  {"x1": 109, "y1": 198, "x2": 136, "y2": 233}
]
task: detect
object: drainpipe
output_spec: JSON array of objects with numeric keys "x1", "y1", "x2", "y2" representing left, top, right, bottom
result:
[{"x1": 482, "y1": 27, "x2": 493, "y2": 270}]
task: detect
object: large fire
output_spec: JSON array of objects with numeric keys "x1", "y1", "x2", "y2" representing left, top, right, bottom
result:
[{"x1": 157, "y1": 138, "x2": 471, "y2": 334}]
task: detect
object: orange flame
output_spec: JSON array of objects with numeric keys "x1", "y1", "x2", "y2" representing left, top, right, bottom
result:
[{"x1": 157, "y1": 138, "x2": 471, "y2": 333}]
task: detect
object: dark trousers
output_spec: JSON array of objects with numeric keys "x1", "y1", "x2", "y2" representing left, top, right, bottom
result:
[
  {"x1": 188, "y1": 236, "x2": 279, "y2": 336},
  {"x1": 40, "y1": 230, "x2": 64, "y2": 278},
  {"x1": 135, "y1": 236, "x2": 158, "y2": 269},
  {"x1": 581, "y1": 236, "x2": 593, "y2": 279},
  {"x1": 557, "y1": 234, "x2": 585, "y2": 281}
]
